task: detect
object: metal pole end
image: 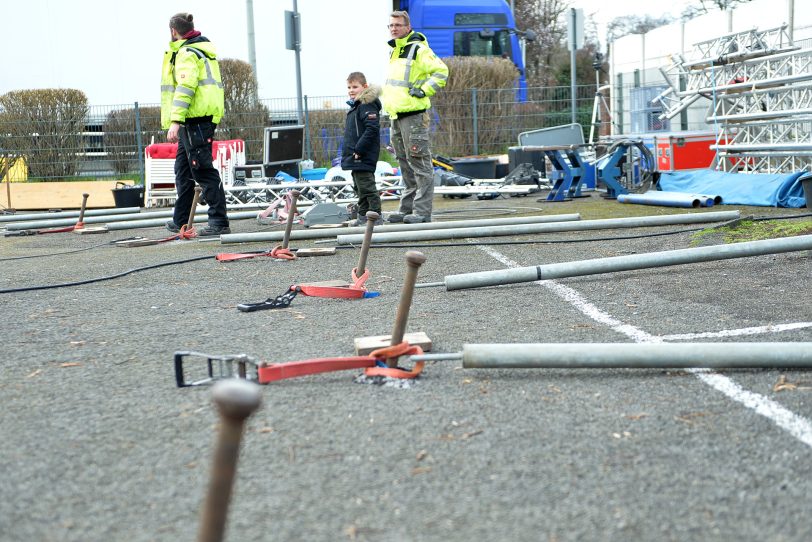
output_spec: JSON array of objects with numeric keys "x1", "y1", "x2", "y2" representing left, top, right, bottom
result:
[
  {"x1": 405, "y1": 250, "x2": 427, "y2": 267},
  {"x1": 365, "y1": 211, "x2": 380, "y2": 220},
  {"x1": 290, "y1": 189, "x2": 301, "y2": 198},
  {"x1": 212, "y1": 379, "x2": 262, "y2": 420}
]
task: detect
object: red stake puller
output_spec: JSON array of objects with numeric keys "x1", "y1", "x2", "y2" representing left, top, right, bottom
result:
[
  {"x1": 174, "y1": 341, "x2": 425, "y2": 387},
  {"x1": 234, "y1": 211, "x2": 381, "y2": 310},
  {"x1": 256, "y1": 190, "x2": 303, "y2": 225},
  {"x1": 177, "y1": 250, "x2": 430, "y2": 383},
  {"x1": 10, "y1": 193, "x2": 91, "y2": 235},
  {"x1": 216, "y1": 190, "x2": 300, "y2": 261},
  {"x1": 296, "y1": 210, "x2": 380, "y2": 298}
]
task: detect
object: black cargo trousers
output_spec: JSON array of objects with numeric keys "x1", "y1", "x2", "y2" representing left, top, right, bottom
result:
[{"x1": 173, "y1": 118, "x2": 229, "y2": 228}]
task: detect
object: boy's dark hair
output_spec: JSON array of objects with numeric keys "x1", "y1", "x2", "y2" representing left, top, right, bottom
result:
[
  {"x1": 169, "y1": 13, "x2": 195, "y2": 35},
  {"x1": 347, "y1": 72, "x2": 367, "y2": 85}
]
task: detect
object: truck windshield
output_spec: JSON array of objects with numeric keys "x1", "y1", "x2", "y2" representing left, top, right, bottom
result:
[
  {"x1": 454, "y1": 13, "x2": 509, "y2": 25},
  {"x1": 453, "y1": 30, "x2": 513, "y2": 59}
]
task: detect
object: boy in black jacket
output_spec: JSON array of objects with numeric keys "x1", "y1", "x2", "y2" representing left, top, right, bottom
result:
[{"x1": 341, "y1": 72, "x2": 383, "y2": 226}]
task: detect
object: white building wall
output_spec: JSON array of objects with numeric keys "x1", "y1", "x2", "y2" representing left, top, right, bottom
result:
[{"x1": 610, "y1": 0, "x2": 810, "y2": 134}]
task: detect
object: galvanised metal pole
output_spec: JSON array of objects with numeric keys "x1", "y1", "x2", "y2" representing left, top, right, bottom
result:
[
  {"x1": 459, "y1": 342, "x2": 812, "y2": 369},
  {"x1": 338, "y1": 210, "x2": 740, "y2": 245},
  {"x1": 0, "y1": 207, "x2": 140, "y2": 223},
  {"x1": 6, "y1": 204, "x2": 272, "y2": 230},
  {"x1": 134, "y1": 102, "x2": 145, "y2": 186},
  {"x1": 617, "y1": 192, "x2": 708, "y2": 208},
  {"x1": 441, "y1": 233, "x2": 812, "y2": 291},
  {"x1": 104, "y1": 210, "x2": 261, "y2": 231},
  {"x1": 246, "y1": 0, "x2": 258, "y2": 90},
  {"x1": 570, "y1": 8, "x2": 577, "y2": 125},
  {"x1": 472, "y1": 88, "x2": 479, "y2": 156},
  {"x1": 6, "y1": 212, "x2": 173, "y2": 230},
  {"x1": 304, "y1": 95, "x2": 311, "y2": 160},
  {"x1": 222, "y1": 213, "x2": 581, "y2": 244},
  {"x1": 292, "y1": 0, "x2": 304, "y2": 125}
]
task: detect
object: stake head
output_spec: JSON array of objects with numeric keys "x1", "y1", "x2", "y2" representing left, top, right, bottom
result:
[
  {"x1": 365, "y1": 211, "x2": 380, "y2": 220},
  {"x1": 405, "y1": 250, "x2": 426, "y2": 267},
  {"x1": 212, "y1": 379, "x2": 262, "y2": 420},
  {"x1": 290, "y1": 189, "x2": 301, "y2": 198}
]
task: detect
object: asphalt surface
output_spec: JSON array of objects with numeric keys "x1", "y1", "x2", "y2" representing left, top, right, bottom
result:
[{"x1": 1, "y1": 194, "x2": 811, "y2": 542}]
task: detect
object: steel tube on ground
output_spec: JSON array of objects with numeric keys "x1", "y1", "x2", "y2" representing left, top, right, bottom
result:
[
  {"x1": 338, "y1": 210, "x2": 740, "y2": 245},
  {"x1": 4, "y1": 203, "x2": 271, "y2": 230},
  {"x1": 105, "y1": 210, "x2": 261, "y2": 231},
  {"x1": 443, "y1": 233, "x2": 811, "y2": 291},
  {"x1": 0, "y1": 207, "x2": 141, "y2": 223},
  {"x1": 5, "y1": 211, "x2": 174, "y2": 230},
  {"x1": 219, "y1": 213, "x2": 582, "y2": 244},
  {"x1": 617, "y1": 192, "x2": 702, "y2": 208},
  {"x1": 461, "y1": 343, "x2": 812, "y2": 369}
]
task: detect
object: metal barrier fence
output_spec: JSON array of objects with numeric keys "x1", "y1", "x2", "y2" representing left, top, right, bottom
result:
[{"x1": 1, "y1": 83, "x2": 661, "y2": 182}]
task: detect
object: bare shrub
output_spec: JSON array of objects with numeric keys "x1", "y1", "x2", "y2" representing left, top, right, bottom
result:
[
  {"x1": 218, "y1": 58, "x2": 271, "y2": 162},
  {"x1": 0, "y1": 89, "x2": 87, "y2": 179},
  {"x1": 307, "y1": 108, "x2": 346, "y2": 168},
  {"x1": 103, "y1": 106, "x2": 162, "y2": 174},
  {"x1": 431, "y1": 57, "x2": 519, "y2": 156}
]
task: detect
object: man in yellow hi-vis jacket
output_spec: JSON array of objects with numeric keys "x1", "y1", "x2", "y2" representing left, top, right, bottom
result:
[
  {"x1": 382, "y1": 10, "x2": 448, "y2": 224},
  {"x1": 161, "y1": 12, "x2": 229, "y2": 236}
]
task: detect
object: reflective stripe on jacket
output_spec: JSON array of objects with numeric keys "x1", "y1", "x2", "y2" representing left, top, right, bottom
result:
[
  {"x1": 160, "y1": 37, "x2": 224, "y2": 129},
  {"x1": 382, "y1": 31, "x2": 448, "y2": 119}
]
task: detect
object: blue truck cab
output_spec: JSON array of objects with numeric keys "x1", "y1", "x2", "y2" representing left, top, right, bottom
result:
[{"x1": 396, "y1": 0, "x2": 531, "y2": 95}]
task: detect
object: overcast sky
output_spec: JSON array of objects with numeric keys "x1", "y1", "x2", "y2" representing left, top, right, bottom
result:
[{"x1": 0, "y1": 0, "x2": 689, "y2": 106}]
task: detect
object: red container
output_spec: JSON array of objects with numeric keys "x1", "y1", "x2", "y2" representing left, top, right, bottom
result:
[{"x1": 655, "y1": 131, "x2": 718, "y2": 171}]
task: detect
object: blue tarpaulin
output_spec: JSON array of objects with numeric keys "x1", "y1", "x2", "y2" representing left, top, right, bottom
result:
[{"x1": 658, "y1": 169, "x2": 810, "y2": 208}]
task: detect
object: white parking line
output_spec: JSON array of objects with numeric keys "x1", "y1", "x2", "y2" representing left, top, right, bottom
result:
[
  {"x1": 477, "y1": 245, "x2": 812, "y2": 449},
  {"x1": 662, "y1": 322, "x2": 812, "y2": 340}
]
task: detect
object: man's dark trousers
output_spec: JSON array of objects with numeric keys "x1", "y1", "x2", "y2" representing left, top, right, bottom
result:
[{"x1": 173, "y1": 121, "x2": 229, "y2": 228}]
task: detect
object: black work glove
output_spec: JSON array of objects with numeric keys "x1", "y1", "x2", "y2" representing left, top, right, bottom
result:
[{"x1": 409, "y1": 87, "x2": 426, "y2": 98}]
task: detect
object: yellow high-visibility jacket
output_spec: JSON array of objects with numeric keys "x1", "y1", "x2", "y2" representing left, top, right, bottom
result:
[
  {"x1": 382, "y1": 31, "x2": 449, "y2": 119},
  {"x1": 160, "y1": 38, "x2": 224, "y2": 129}
]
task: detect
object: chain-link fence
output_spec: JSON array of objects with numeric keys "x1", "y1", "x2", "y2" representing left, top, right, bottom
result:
[{"x1": 0, "y1": 84, "x2": 618, "y2": 182}]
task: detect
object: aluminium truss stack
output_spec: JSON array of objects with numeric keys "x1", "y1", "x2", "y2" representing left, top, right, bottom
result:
[{"x1": 652, "y1": 24, "x2": 812, "y2": 174}]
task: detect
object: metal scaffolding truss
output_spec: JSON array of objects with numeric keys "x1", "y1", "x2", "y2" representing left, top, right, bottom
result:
[
  {"x1": 717, "y1": 153, "x2": 812, "y2": 173},
  {"x1": 653, "y1": 25, "x2": 799, "y2": 119},
  {"x1": 656, "y1": 47, "x2": 812, "y2": 120},
  {"x1": 653, "y1": 24, "x2": 812, "y2": 174},
  {"x1": 687, "y1": 25, "x2": 794, "y2": 69},
  {"x1": 707, "y1": 82, "x2": 812, "y2": 123},
  {"x1": 711, "y1": 118, "x2": 812, "y2": 172}
]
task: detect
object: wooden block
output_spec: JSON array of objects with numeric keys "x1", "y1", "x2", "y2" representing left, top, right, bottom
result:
[
  {"x1": 74, "y1": 226, "x2": 109, "y2": 234},
  {"x1": 296, "y1": 247, "x2": 336, "y2": 257},
  {"x1": 298, "y1": 279, "x2": 350, "y2": 287},
  {"x1": 7, "y1": 180, "x2": 135, "y2": 210},
  {"x1": 308, "y1": 223, "x2": 347, "y2": 229},
  {"x1": 354, "y1": 331, "x2": 432, "y2": 356},
  {"x1": 115, "y1": 237, "x2": 161, "y2": 247}
]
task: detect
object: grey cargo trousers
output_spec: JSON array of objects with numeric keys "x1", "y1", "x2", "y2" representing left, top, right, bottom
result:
[{"x1": 390, "y1": 111, "x2": 434, "y2": 218}]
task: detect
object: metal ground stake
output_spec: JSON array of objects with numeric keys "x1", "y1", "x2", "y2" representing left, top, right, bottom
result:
[
  {"x1": 197, "y1": 379, "x2": 262, "y2": 542},
  {"x1": 387, "y1": 251, "x2": 427, "y2": 367}
]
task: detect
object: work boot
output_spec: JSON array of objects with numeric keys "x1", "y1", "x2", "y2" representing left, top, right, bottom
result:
[
  {"x1": 198, "y1": 224, "x2": 231, "y2": 236},
  {"x1": 165, "y1": 220, "x2": 181, "y2": 233},
  {"x1": 403, "y1": 214, "x2": 430, "y2": 224},
  {"x1": 387, "y1": 212, "x2": 406, "y2": 223},
  {"x1": 372, "y1": 217, "x2": 384, "y2": 226}
]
